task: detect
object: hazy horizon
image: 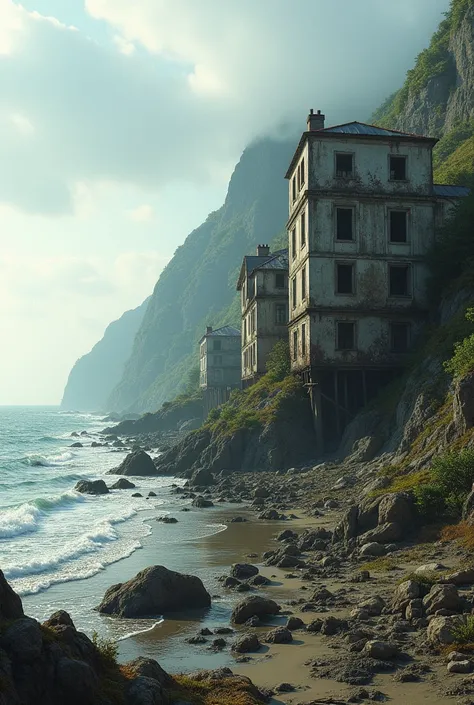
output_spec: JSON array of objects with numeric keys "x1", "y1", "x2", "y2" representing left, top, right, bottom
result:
[{"x1": 0, "y1": 0, "x2": 450, "y2": 405}]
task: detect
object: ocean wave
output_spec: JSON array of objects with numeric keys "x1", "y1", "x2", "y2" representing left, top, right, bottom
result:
[
  {"x1": 0, "y1": 504, "x2": 42, "y2": 538},
  {"x1": 117, "y1": 620, "x2": 164, "y2": 641},
  {"x1": 3, "y1": 507, "x2": 140, "y2": 579},
  {"x1": 0, "y1": 473, "x2": 83, "y2": 490},
  {"x1": 23, "y1": 451, "x2": 75, "y2": 467},
  {"x1": 0, "y1": 491, "x2": 84, "y2": 539}
]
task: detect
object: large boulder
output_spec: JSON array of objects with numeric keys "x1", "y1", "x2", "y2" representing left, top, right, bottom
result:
[
  {"x1": 192, "y1": 496, "x2": 214, "y2": 508},
  {"x1": 109, "y1": 478, "x2": 136, "y2": 490},
  {"x1": 190, "y1": 469, "x2": 215, "y2": 487},
  {"x1": 423, "y1": 584, "x2": 463, "y2": 616},
  {"x1": 97, "y1": 565, "x2": 211, "y2": 617},
  {"x1": 126, "y1": 676, "x2": 166, "y2": 705},
  {"x1": 126, "y1": 657, "x2": 172, "y2": 688},
  {"x1": 112, "y1": 451, "x2": 157, "y2": 477},
  {"x1": 378, "y1": 493, "x2": 414, "y2": 529},
  {"x1": 230, "y1": 564, "x2": 259, "y2": 580},
  {"x1": 359, "y1": 522, "x2": 402, "y2": 544},
  {"x1": 231, "y1": 633, "x2": 261, "y2": 653},
  {"x1": 74, "y1": 479, "x2": 109, "y2": 495},
  {"x1": 392, "y1": 580, "x2": 422, "y2": 614},
  {"x1": 427, "y1": 615, "x2": 466, "y2": 645},
  {"x1": 231, "y1": 595, "x2": 280, "y2": 625},
  {"x1": 0, "y1": 570, "x2": 24, "y2": 620}
]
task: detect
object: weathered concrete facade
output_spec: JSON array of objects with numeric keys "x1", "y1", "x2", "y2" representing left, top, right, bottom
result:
[
  {"x1": 237, "y1": 246, "x2": 289, "y2": 386},
  {"x1": 199, "y1": 325, "x2": 241, "y2": 415},
  {"x1": 286, "y1": 111, "x2": 469, "y2": 447}
]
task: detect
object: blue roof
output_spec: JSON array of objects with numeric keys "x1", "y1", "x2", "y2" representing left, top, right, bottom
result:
[
  {"x1": 320, "y1": 121, "x2": 426, "y2": 137},
  {"x1": 434, "y1": 184, "x2": 471, "y2": 198},
  {"x1": 206, "y1": 325, "x2": 240, "y2": 337}
]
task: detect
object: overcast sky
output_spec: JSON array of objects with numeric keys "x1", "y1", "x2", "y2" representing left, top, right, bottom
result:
[{"x1": 0, "y1": 0, "x2": 450, "y2": 405}]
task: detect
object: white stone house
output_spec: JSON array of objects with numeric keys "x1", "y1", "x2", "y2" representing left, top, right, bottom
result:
[
  {"x1": 285, "y1": 110, "x2": 469, "y2": 447},
  {"x1": 237, "y1": 246, "x2": 289, "y2": 387},
  {"x1": 199, "y1": 325, "x2": 241, "y2": 414}
]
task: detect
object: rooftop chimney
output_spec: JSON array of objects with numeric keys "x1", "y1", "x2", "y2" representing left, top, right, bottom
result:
[
  {"x1": 307, "y1": 109, "x2": 325, "y2": 132},
  {"x1": 206, "y1": 326, "x2": 213, "y2": 335},
  {"x1": 256, "y1": 244, "x2": 270, "y2": 257}
]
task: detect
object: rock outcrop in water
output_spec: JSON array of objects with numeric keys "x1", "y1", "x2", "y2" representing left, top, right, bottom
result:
[
  {"x1": 0, "y1": 570, "x2": 264, "y2": 705},
  {"x1": 109, "y1": 450, "x2": 158, "y2": 477},
  {"x1": 97, "y1": 565, "x2": 212, "y2": 617}
]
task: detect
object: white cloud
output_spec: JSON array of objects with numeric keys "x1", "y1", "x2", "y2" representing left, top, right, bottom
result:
[
  {"x1": 0, "y1": 0, "x2": 450, "y2": 215},
  {"x1": 127, "y1": 204, "x2": 154, "y2": 222},
  {"x1": 10, "y1": 111, "x2": 35, "y2": 135}
]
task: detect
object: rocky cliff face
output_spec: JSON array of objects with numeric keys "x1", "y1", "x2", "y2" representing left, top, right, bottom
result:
[
  {"x1": 373, "y1": 0, "x2": 474, "y2": 182},
  {"x1": 61, "y1": 298, "x2": 149, "y2": 411},
  {"x1": 338, "y1": 285, "x2": 474, "y2": 473},
  {"x1": 106, "y1": 138, "x2": 295, "y2": 413}
]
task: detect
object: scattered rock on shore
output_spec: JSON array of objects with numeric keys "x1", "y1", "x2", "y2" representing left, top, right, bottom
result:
[
  {"x1": 232, "y1": 595, "x2": 280, "y2": 624},
  {"x1": 109, "y1": 478, "x2": 136, "y2": 490},
  {"x1": 74, "y1": 479, "x2": 109, "y2": 495}
]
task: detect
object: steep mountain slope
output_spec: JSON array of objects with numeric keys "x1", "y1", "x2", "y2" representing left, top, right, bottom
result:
[
  {"x1": 373, "y1": 0, "x2": 474, "y2": 183},
  {"x1": 107, "y1": 139, "x2": 295, "y2": 412},
  {"x1": 61, "y1": 298, "x2": 149, "y2": 411}
]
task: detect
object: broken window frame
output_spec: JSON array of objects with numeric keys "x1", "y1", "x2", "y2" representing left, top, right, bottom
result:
[
  {"x1": 336, "y1": 321, "x2": 356, "y2": 351},
  {"x1": 275, "y1": 272, "x2": 285, "y2": 289},
  {"x1": 335, "y1": 262, "x2": 355, "y2": 295},
  {"x1": 335, "y1": 206, "x2": 354, "y2": 241},
  {"x1": 335, "y1": 152, "x2": 354, "y2": 179},
  {"x1": 301, "y1": 323, "x2": 306, "y2": 356},
  {"x1": 389, "y1": 264, "x2": 411, "y2": 297},
  {"x1": 275, "y1": 303, "x2": 286, "y2": 325},
  {"x1": 389, "y1": 155, "x2": 408, "y2": 182},
  {"x1": 389, "y1": 209, "x2": 409, "y2": 244},
  {"x1": 292, "y1": 329, "x2": 298, "y2": 360},
  {"x1": 291, "y1": 276, "x2": 297, "y2": 309},
  {"x1": 301, "y1": 212, "x2": 306, "y2": 248},
  {"x1": 301, "y1": 265, "x2": 307, "y2": 301},
  {"x1": 390, "y1": 322, "x2": 411, "y2": 353},
  {"x1": 291, "y1": 228, "x2": 297, "y2": 260}
]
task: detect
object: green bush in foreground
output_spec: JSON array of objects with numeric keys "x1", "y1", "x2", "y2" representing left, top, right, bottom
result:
[
  {"x1": 452, "y1": 615, "x2": 474, "y2": 645},
  {"x1": 445, "y1": 308, "x2": 474, "y2": 379},
  {"x1": 413, "y1": 449, "x2": 474, "y2": 521},
  {"x1": 413, "y1": 483, "x2": 447, "y2": 522}
]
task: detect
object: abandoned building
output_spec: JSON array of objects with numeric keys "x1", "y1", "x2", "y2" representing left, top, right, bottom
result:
[
  {"x1": 286, "y1": 109, "x2": 470, "y2": 449},
  {"x1": 199, "y1": 325, "x2": 241, "y2": 415},
  {"x1": 237, "y1": 246, "x2": 289, "y2": 387}
]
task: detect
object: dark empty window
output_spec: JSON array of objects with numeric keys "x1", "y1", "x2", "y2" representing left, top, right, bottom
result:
[
  {"x1": 336, "y1": 208, "x2": 353, "y2": 241},
  {"x1": 301, "y1": 323, "x2": 306, "y2": 356},
  {"x1": 389, "y1": 265, "x2": 410, "y2": 296},
  {"x1": 390, "y1": 322, "x2": 410, "y2": 352},
  {"x1": 336, "y1": 153, "x2": 353, "y2": 178},
  {"x1": 292, "y1": 277, "x2": 297, "y2": 308},
  {"x1": 292, "y1": 176, "x2": 297, "y2": 201},
  {"x1": 390, "y1": 156, "x2": 407, "y2": 181},
  {"x1": 213, "y1": 355, "x2": 222, "y2": 365},
  {"x1": 390, "y1": 210, "x2": 408, "y2": 243},
  {"x1": 213, "y1": 340, "x2": 221, "y2": 351},
  {"x1": 293, "y1": 330, "x2": 298, "y2": 360},
  {"x1": 337, "y1": 322, "x2": 355, "y2": 350},
  {"x1": 275, "y1": 272, "x2": 285, "y2": 289},
  {"x1": 301, "y1": 266, "x2": 306, "y2": 300},
  {"x1": 300, "y1": 158, "x2": 305, "y2": 186},
  {"x1": 336, "y1": 263, "x2": 354, "y2": 294},
  {"x1": 275, "y1": 303, "x2": 286, "y2": 324},
  {"x1": 292, "y1": 228, "x2": 296, "y2": 259},
  {"x1": 301, "y1": 213, "x2": 306, "y2": 247}
]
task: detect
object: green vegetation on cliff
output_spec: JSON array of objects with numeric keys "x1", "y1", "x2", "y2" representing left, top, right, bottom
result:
[
  {"x1": 372, "y1": 0, "x2": 474, "y2": 183},
  {"x1": 205, "y1": 341, "x2": 296, "y2": 438},
  {"x1": 372, "y1": 0, "x2": 471, "y2": 127}
]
